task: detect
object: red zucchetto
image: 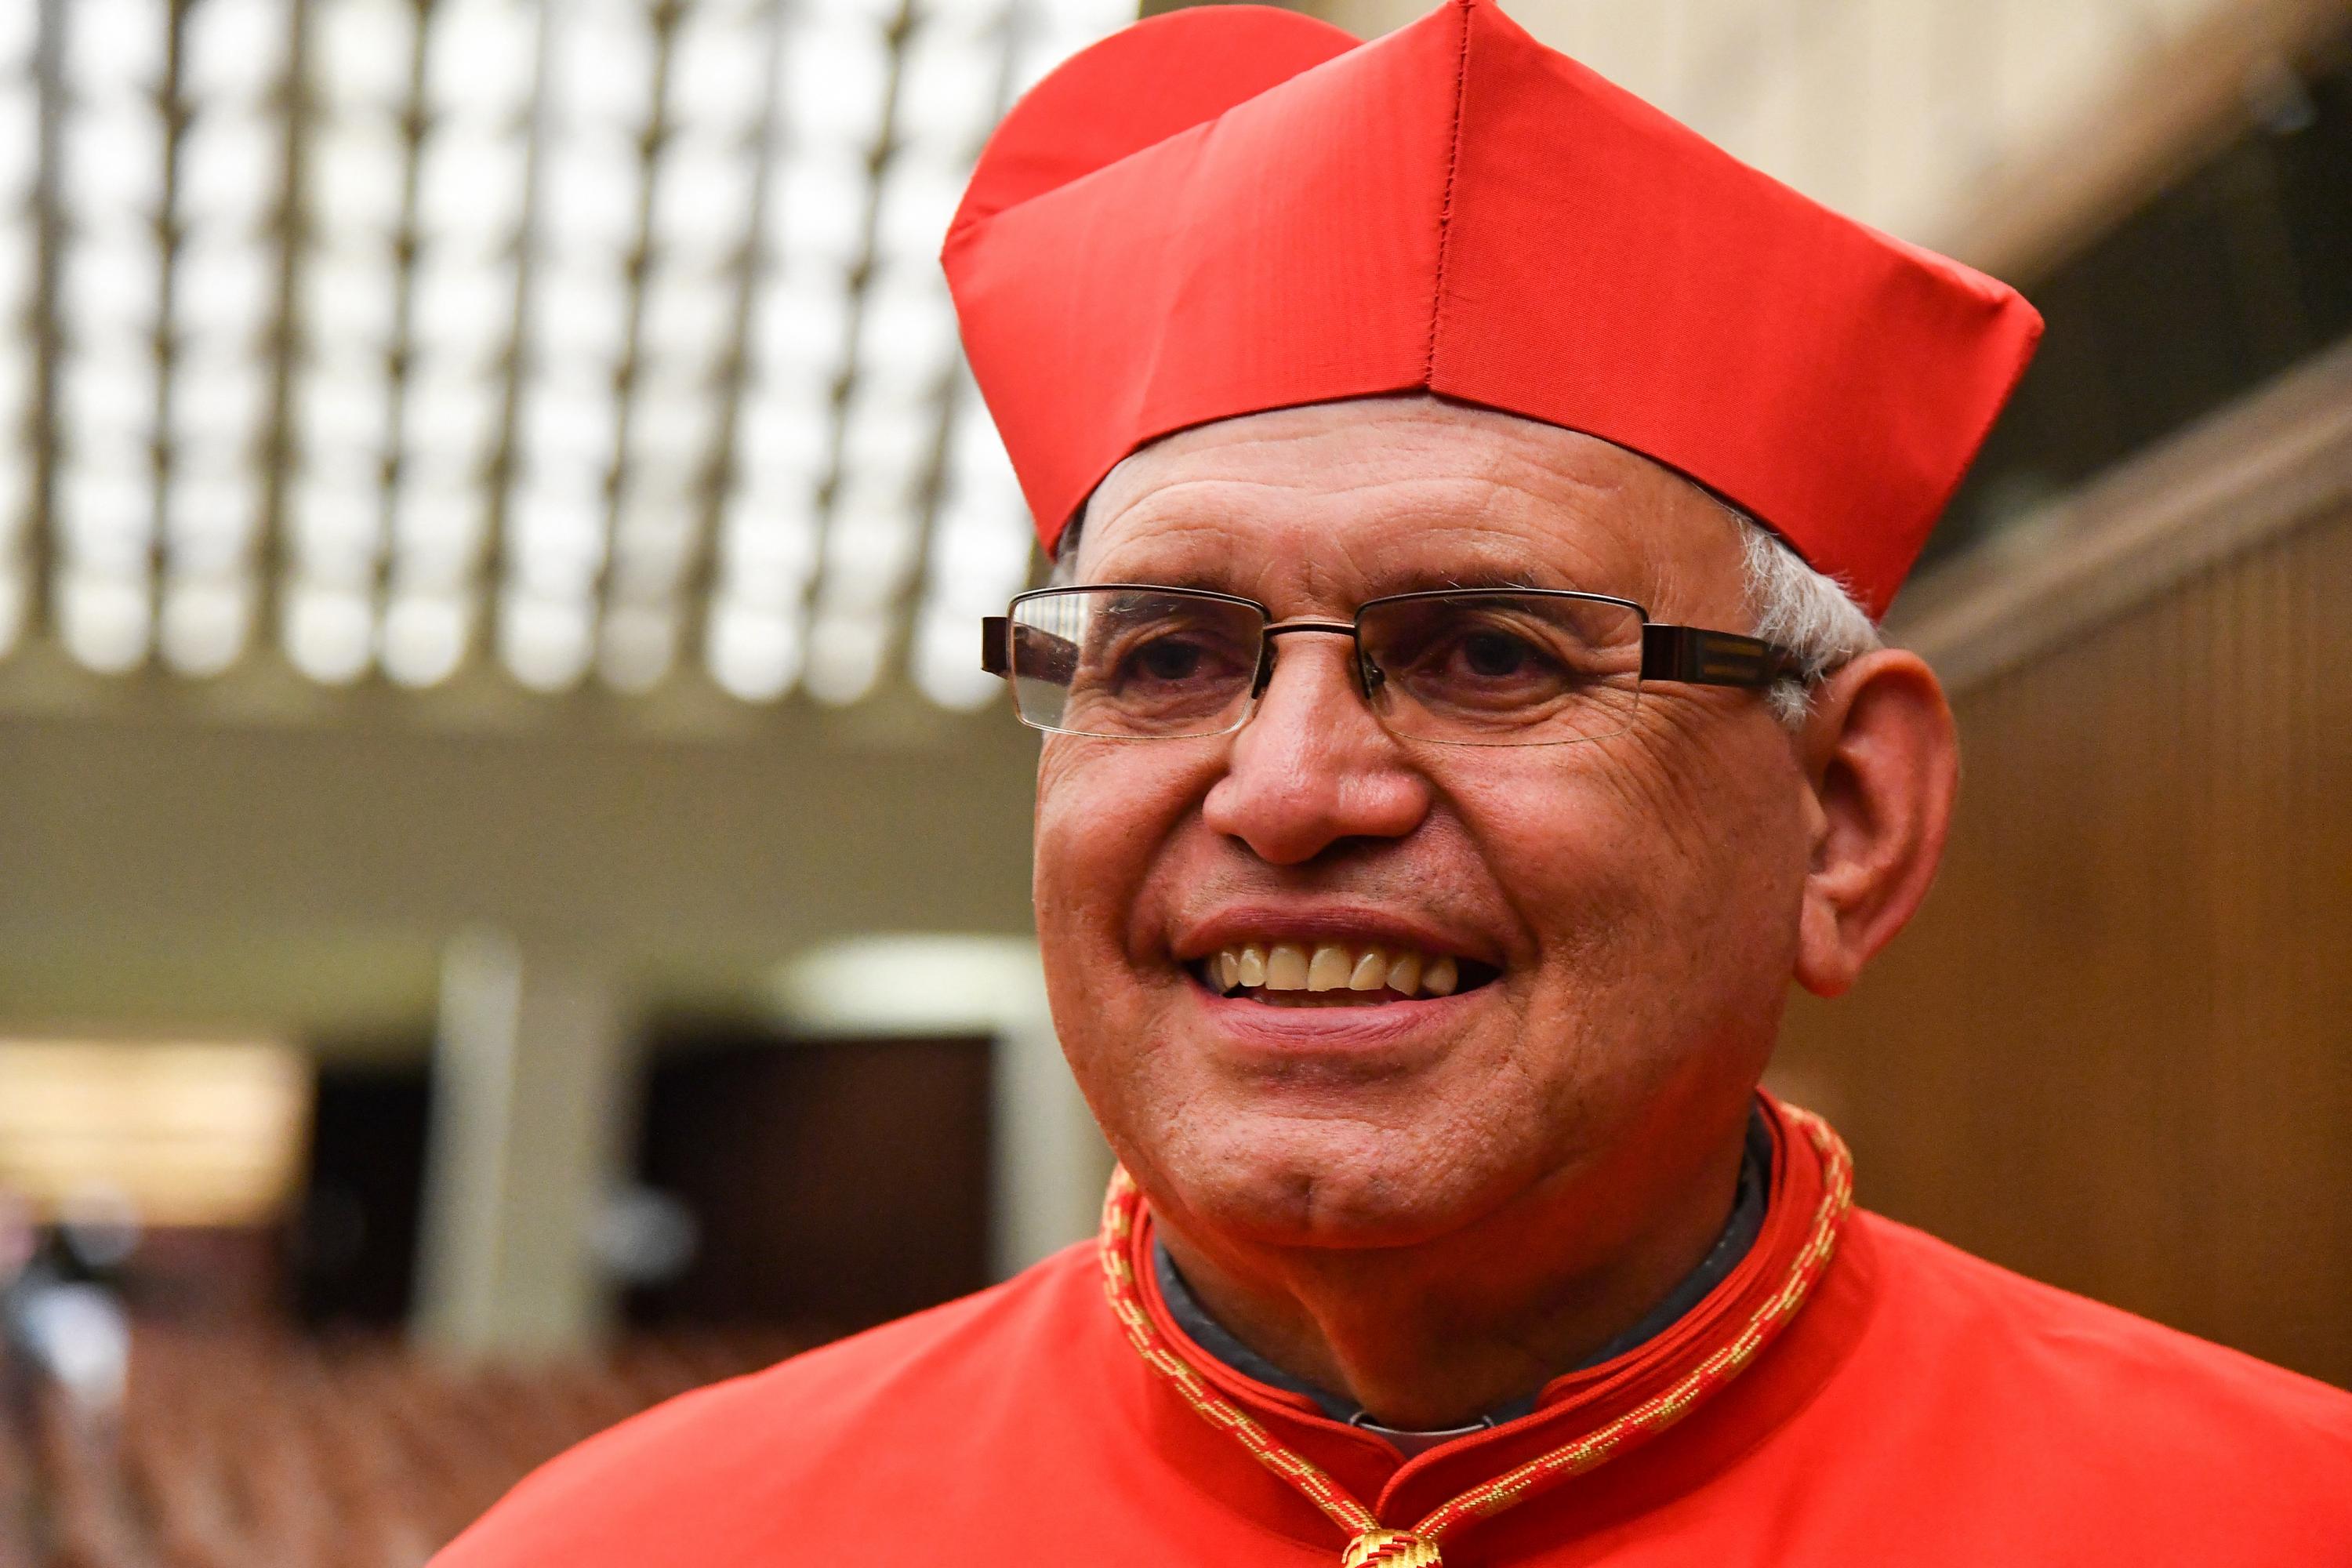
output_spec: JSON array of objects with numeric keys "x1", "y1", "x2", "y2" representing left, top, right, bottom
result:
[{"x1": 942, "y1": 0, "x2": 2043, "y2": 616}]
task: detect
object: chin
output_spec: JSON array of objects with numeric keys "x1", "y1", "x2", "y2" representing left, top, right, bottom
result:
[{"x1": 1151, "y1": 1102, "x2": 1512, "y2": 1250}]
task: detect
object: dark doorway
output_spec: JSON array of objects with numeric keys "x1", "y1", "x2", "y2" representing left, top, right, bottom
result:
[
  {"x1": 288, "y1": 1057, "x2": 434, "y2": 1327},
  {"x1": 627, "y1": 1029, "x2": 994, "y2": 1335}
]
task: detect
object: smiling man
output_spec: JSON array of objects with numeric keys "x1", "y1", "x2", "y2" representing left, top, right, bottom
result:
[{"x1": 437, "y1": 2, "x2": 2352, "y2": 1564}]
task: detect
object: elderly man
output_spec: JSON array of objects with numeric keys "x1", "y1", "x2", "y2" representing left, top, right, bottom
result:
[{"x1": 440, "y1": 2, "x2": 2352, "y2": 1563}]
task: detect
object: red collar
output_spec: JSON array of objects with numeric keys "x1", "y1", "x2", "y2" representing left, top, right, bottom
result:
[{"x1": 1100, "y1": 1094, "x2": 1871, "y2": 1557}]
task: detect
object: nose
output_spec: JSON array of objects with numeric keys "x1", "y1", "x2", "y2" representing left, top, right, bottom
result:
[{"x1": 1201, "y1": 633, "x2": 1432, "y2": 866}]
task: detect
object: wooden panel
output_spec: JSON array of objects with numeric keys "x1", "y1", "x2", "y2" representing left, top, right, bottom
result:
[{"x1": 1774, "y1": 500, "x2": 2352, "y2": 1388}]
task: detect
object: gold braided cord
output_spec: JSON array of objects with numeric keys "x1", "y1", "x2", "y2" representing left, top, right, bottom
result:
[
  {"x1": 1096, "y1": 1105, "x2": 1854, "y2": 1559},
  {"x1": 1099, "y1": 1171, "x2": 1381, "y2": 1537},
  {"x1": 1411, "y1": 1105, "x2": 1851, "y2": 1539}
]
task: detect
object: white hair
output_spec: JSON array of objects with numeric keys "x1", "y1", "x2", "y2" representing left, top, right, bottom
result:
[
  {"x1": 1047, "y1": 499, "x2": 1880, "y2": 728},
  {"x1": 1727, "y1": 508, "x2": 1883, "y2": 725}
]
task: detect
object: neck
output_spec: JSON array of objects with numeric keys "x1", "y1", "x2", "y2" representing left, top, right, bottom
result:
[{"x1": 1151, "y1": 1120, "x2": 1751, "y2": 1432}]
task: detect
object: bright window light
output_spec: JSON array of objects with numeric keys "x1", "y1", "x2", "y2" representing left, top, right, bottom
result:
[
  {"x1": 782, "y1": 19, "x2": 894, "y2": 152},
  {"x1": 307, "y1": 119, "x2": 408, "y2": 241},
  {"x1": 916, "y1": 0, "x2": 1014, "y2": 28},
  {"x1": 639, "y1": 274, "x2": 737, "y2": 374},
  {"x1": 0, "y1": 4, "x2": 36, "y2": 71},
  {"x1": 753, "y1": 263, "x2": 855, "y2": 397},
  {"x1": 772, "y1": 152, "x2": 873, "y2": 270},
  {"x1": 314, "y1": 0, "x2": 416, "y2": 111},
  {"x1": 737, "y1": 382, "x2": 837, "y2": 493},
  {"x1": 895, "y1": 25, "x2": 1002, "y2": 162},
  {"x1": 913, "y1": 601, "x2": 1000, "y2": 710},
  {"x1": 296, "y1": 365, "x2": 393, "y2": 471},
  {"x1": 669, "y1": 9, "x2": 772, "y2": 133},
  {"x1": 802, "y1": 604, "x2": 887, "y2": 706},
  {"x1": 539, "y1": 131, "x2": 644, "y2": 254},
  {"x1": 382, "y1": 588, "x2": 472, "y2": 688},
  {"x1": 0, "y1": 78, "x2": 34, "y2": 204},
  {"x1": 855, "y1": 263, "x2": 960, "y2": 401},
  {"x1": 59, "y1": 569, "x2": 153, "y2": 674},
  {"x1": 717, "y1": 493, "x2": 820, "y2": 609},
  {"x1": 706, "y1": 596, "x2": 803, "y2": 701},
  {"x1": 0, "y1": 1039, "x2": 310, "y2": 1229},
  {"x1": 837, "y1": 387, "x2": 937, "y2": 485},
  {"x1": 653, "y1": 136, "x2": 763, "y2": 263},
  {"x1": 417, "y1": 131, "x2": 530, "y2": 251},
  {"x1": 425, "y1": 0, "x2": 539, "y2": 124},
  {"x1": 164, "y1": 474, "x2": 261, "y2": 577},
  {"x1": 283, "y1": 579, "x2": 376, "y2": 684},
  {"x1": 391, "y1": 483, "x2": 488, "y2": 591},
  {"x1": 64, "y1": 0, "x2": 169, "y2": 107},
  {"x1": 175, "y1": 110, "x2": 280, "y2": 230},
  {"x1": 872, "y1": 157, "x2": 967, "y2": 267},
  {"x1": 183, "y1": 0, "x2": 290, "y2": 106},
  {"x1": 597, "y1": 601, "x2": 676, "y2": 693},
  {"x1": 527, "y1": 259, "x2": 631, "y2": 371},
  {"x1": 499, "y1": 587, "x2": 596, "y2": 691},
  {"x1": 506, "y1": 485, "x2": 608, "y2": 598},
  {"x1": 287, "y1": 477, "x2": 382, "y2": 587},
  {"x1": 550, "y1": 3, "x2": 655, "y2": 132},
  {"x1": 172, "y1": 234, "x2": 276, "y2": 339},
  {"x1": 55, "y1": 470, "x2": 153, "y2": 575},
  {"x1": 0, "y1": 0, "x2": 1138, "y2": 710},
  {"x1": 403, "y1": 366, "x2": 503, "y2": 474},
  {"x1": 820, "y1": 492, "x2": 921, "y2": 604},
  {"x1": 56, "y1": 240, "x2": 162, "y2": 351},
  {"x1": 158, "y1": 574, "x2": 252, "y2": 677},
  {"x1": 299, "y1": 245, "x2": 401, "y2": 349},
  {"x1": 517, "y1": 375, "x2": 615, "y2": 481}
]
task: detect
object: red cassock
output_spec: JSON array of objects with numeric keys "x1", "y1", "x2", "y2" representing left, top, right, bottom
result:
[{"x1": 437, "y1": 1098, "x2": 2352, "y2": 1566}]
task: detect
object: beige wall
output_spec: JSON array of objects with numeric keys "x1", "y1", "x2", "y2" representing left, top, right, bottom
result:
[
  {"x1": 1294, "y1": 0, "x2": 2271, "y2": 256},
  {"x1": 0, "y1": 662, "x2": 1043, "y2": 1048}
]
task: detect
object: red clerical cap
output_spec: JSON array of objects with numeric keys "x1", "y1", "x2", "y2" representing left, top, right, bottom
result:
[{"x1": 942, "y1": 0, "x2": 2043, "y2": 617}]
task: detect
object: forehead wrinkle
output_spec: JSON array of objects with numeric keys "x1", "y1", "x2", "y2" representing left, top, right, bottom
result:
[{"x1": 1083, "y1": 405, "x2": 1735, "y2": 618}]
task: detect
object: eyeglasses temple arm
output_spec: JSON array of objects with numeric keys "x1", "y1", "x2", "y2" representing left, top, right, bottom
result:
[
  {"x1": 982, "y1": 616, "x2": 1010, "y2": 676},
  {"x1": 1641, "y1": 624, "x2": 1802, "y2": 688}
]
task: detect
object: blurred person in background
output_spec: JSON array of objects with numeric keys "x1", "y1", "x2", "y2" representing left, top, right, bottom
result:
[
  {"x1": 1, "y1": 1189, "x2": 134, "y2": 1430},
  {"x1": 440, "y1": 2, "x2": 2352, "y2": 1563}
]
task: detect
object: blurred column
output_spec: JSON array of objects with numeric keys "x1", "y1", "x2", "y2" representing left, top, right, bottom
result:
[
  {"x1": 415, "y1": 927, "x2": 635, "y2": 1359},
  {"x1": 987, "y1": 966, "x2": 1112, "y2": 1278}
]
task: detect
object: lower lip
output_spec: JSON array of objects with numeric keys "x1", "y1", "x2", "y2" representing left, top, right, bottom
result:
[{"x1": 1181, "y1": 968, "x2": 1483, "y2": 1054}]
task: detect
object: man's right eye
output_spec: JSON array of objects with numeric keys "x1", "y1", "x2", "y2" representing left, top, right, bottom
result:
[{"x1": 1131, "y1": 637, "x2": 1208, "y2": 682}]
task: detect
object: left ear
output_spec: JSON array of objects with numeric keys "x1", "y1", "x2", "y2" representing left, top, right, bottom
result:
[{"x1": 1790, "y1": 648, "x2": 1959, "y2": 997}]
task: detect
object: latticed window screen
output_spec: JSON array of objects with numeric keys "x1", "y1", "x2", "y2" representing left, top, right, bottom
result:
[{"x1": 0, "y1": 0, "x2": 1127, "y2": 709}]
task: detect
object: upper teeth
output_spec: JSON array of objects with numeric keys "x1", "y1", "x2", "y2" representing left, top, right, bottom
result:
[{"x1": 1210, "y1": 942, "x2": 1460, "y2": 997}]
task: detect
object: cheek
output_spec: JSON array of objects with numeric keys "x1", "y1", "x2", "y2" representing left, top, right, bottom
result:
[
  {"x1": 1447, "y1": 725, "x2": 1805, "y2": 1036},
  {"x1": 1032, "y1": 739, "x2": 1213, "y2": 1008}
]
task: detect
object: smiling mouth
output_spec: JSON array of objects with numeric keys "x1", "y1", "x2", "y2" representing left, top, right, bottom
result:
[{"x1": 1192, "y1": 941, "x2": 1497, "y2": 1007}]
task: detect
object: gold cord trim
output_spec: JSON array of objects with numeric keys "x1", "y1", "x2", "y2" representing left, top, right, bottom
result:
[{"x1": 1097, "y1": 1105, "x2": 1854, "y2": 1560}]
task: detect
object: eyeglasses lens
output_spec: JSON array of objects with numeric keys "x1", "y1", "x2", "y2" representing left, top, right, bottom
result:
[
  {"x1": 1009, "y1": 589, "x2": 1265, "y2": 739},
  {"x1": 1357, "y1": 592, "x2": 1644, "y2": 746}
]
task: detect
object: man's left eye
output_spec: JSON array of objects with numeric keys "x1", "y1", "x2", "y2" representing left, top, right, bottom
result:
[
  {"x1": 1460, "y1": 630, "x2": 1531, "y2": 677},
  {"x1": 1135, "y1": 640, "x2": 1206, "y2": 680}
]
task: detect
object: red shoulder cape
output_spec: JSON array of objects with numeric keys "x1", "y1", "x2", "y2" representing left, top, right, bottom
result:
[{"x1": 437, "y1": 1102, "x2": 2352, "y2": 1565}]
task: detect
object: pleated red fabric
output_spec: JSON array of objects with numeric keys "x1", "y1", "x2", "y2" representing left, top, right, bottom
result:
[{"x1": 942, "y1": 0, "x2": 2044, "y2": 615}]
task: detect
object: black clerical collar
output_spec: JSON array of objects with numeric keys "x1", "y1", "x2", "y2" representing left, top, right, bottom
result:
[{"x1": 1152, "y1": 1107, "x2": 1773, "y2": 1454}]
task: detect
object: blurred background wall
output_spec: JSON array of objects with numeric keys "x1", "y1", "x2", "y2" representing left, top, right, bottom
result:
[{"x1": 0, "y1": 0, "x2": 2343, "y2": 1559}]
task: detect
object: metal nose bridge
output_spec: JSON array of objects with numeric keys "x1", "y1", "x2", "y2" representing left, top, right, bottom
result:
[{"x1": 1252, "y1": 618, "x2": 1375, "y2": 700}]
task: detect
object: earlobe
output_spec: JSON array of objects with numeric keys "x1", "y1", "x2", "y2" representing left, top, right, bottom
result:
[{"x1": 1791, "y1": 650, "x2": 1959, "y2": 998}]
